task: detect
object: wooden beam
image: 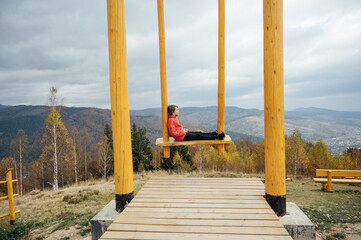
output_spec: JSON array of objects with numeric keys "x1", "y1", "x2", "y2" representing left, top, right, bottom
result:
[
  {"x1": 217, "y1": 0, "x2": 225, "y2": 155},
  {"x1": 263, "y1": 0, "x2": 286, "y2": 216},
  {"x1": 157, "y1": 0, "x2": 170, "y2": 158},
  {"x1": 107, "y1": 0, "x2": 134, "y2": 211}
]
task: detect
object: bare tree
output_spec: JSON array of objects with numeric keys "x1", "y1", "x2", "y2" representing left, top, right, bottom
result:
[{"x1": 17, "y1": 129, "x2": 28, "y2": 196}]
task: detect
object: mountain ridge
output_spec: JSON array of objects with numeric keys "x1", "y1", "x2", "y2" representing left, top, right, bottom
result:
[{"x1": 0, "y1": 105, "x2": 360, "y2": 160}]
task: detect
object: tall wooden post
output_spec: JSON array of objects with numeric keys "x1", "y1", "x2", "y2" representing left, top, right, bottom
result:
[
  {"x1": 217, "y1": 0, "x2": 225, "y2": 155},
  {"x1": 263, "y1": 0, "x2": 286, "y2": 216},
  {"x1": 6, "y1": 169, "x2": 15, "y2": 225},
  {"x1": 107, "y1": 0, "x2": 134, "y2": 212},
  {"x1": 157, "y1": 0, "x2": 170, "y2": 158}
]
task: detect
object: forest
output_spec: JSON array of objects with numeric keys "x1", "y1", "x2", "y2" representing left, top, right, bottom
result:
[{"x1": 0, "y1": 89, "x2": 360, "y2": 196}]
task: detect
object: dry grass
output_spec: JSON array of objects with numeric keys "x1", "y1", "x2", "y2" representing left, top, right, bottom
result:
[
  {"x1": 1, "y1": 171, "x2": 360, "y2": 240},
  {"x1": 0, "y1": 174, "x2": 147, "y2": 240}
]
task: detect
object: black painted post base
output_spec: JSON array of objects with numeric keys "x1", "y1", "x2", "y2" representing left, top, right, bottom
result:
[
  {"x1": 115, "y1": 192, "x2": 134, "y2": 212},
  {"x1": 10, "y1": 220, "x2": 15, "y2": 225},
  {"x1": 265, "y1": 193, "x2": 286, "y2": 216}
]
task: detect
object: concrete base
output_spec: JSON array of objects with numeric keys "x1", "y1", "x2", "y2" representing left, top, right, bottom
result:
[
  {"x1": 280, "y1": 202, "x2": 316, "y2": 240},
  {"x1": 90, "y1": 200, "x2": 119, "y2": 240}
]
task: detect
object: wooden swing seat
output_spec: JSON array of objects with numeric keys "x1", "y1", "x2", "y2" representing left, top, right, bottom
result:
[{"x1": 156, "y1": 135, "x2": 232, "y2": 147}]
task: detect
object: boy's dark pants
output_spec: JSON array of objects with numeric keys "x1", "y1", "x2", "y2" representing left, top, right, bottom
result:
[{"x1": 183, "y1": 131, "x2": 218, "y2": 141}]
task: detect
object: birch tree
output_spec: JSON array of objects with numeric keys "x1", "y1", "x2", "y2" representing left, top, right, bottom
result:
[
  {"x1": 97, "y1": 135, "x2": 112, "y2": 180},
  {"x1": 40, "y1": 107, "x2": 73, "y2": 191},
  {"x1": 70, "y1": 128, "x2": 81, "y2": 185},
  {"x1": 82, "y1": 129, "x2": 90, "y2": 181},
  {"x1": 17, "y1": 129, "x2": 28, "y2": 196},
  {"x1": 286, "y1": 129, "x2": 309, "y2": 180}
]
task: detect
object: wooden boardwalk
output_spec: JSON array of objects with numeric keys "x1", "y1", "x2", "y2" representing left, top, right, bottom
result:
[{"x1": 100, "y1": 177, "x2": 292, "y2": 240}]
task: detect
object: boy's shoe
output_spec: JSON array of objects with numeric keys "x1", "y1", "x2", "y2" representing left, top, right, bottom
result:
[{"x1": 217, "y1": 132, "x2": 225, "y2": 140}]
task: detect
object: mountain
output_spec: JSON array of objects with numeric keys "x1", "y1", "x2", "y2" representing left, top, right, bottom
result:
[
  {"x1": 0, "y1": 105, "x2": 360, "y2": 160},
  {"x1": 0, "y1": 104, "x2": 11, "y2": 109},
  {"x1": 131, "y1": 106, "x2": 361, "y2": 154}
]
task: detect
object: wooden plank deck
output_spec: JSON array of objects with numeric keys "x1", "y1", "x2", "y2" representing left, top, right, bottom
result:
[{"x1": 100, "y1": 177, "x2": 292, "y2": 240}]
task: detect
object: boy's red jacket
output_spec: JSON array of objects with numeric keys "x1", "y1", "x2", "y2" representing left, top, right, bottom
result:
[{"x1": 168, "y1": 115, "x2": 186, "y2": 141}]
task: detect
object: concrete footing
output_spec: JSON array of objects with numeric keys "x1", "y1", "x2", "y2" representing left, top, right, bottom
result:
[
  {"x1": 90, "y1": 200, "x2": 119, "y2": 240},
  {"x1": 280, "y1": 202, "x2": 316, "y2": 240}
]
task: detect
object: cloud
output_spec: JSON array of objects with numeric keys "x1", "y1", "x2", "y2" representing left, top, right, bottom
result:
[{"x1": 0, "y1": 0, "x2": 360, "y2": 111}]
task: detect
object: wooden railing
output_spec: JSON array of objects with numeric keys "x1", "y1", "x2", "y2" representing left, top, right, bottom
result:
[{"x1": 0, "y1": 168, "x2": 20, "y2": 224}]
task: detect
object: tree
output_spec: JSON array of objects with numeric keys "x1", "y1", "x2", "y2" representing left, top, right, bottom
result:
[
  {"x1": 82, "y1": 129, "x2": 90, "y2": 181},
  {"x1": 251, "y1": 141, "x2": 265, "y2": 173},
  {"x1": 345, "y1": 148, "x2": 361, "y2": 169},
  {"x1": 0, "y1": 157, "x2": 16, "y2": 179},
  {"x1": 40, "y1": 107, "x2": 73, "y2": 191},
  {"x1": 173, "y1": 152, "x2": 182, "y2": 173},
  {"x1": 70, "y1": 128, "x2": 82, "y2": 185},
  {"x1": 308, "y1": 140, "x2": 334, "y2": 175},
  {"x1": 285, "y1": 129, "x2": 309, "y2": 180},
  {"x1": 97, "y1": 135, "x2": 112, "y2": 180},
  {"x1": 17, "y1": 129, "x2": 29, "y2": 196},
  {"x1": 131, "y1": 123, "x2": 153, "y2": 172},
  {"x1": 193, "y1": 145, "x2": 207, "y2": 172},
  {"x1": 103, "y1": 124, "x2": 114, "y2": 173},
  {"x1": 161, "y1": 145, "x2": 192, "y2": 171},
  {"x1": 8, "y1": 140, "x2": 19, "y2": 194}
]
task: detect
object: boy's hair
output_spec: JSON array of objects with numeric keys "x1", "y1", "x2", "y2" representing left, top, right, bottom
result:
[{"x1": 168, "y1": 105, "x2": 178, "y2": 115}]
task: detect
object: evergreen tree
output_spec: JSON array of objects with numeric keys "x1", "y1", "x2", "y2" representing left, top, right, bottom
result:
[
  {"x1": 161, "y1": 145, "x2": 192, "y2": 170},
  {"x1": 131, "y1": 123, "x2": 153, "y2": 172}
]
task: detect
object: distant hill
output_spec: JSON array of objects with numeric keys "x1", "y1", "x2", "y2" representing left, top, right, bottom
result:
[{"x1": 0, "y1": 105, "x2": 360, "y2": 159}]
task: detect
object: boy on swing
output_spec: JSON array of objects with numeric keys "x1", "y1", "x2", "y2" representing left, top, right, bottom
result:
[{"x1": 167, "y1": 105, "x2": 225, "y2": 141}]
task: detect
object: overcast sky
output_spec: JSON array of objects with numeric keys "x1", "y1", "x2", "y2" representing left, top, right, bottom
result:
[{"x1": 1, "y1": 0, "x2": 360, "y2": 111}]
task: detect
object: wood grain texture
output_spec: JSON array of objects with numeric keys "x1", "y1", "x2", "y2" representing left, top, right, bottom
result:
[
  {"x1": 100, "y1": 177, "x2": 292, "y2": 239},
  {"x1": 156, "y1": 135, "x2": 231, "y2": 147}
]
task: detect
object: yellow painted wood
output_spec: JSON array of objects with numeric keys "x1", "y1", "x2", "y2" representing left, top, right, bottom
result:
[
  {"x1": 217, "y1": 0, "x2": 225, "y2": 155},
  {"x1": 313, "y1": 178, "x2": 361, "y2": 184},
  {"x1": 6, "y1": 169, "x2": 16, "y2": 222},
  {"x1": 107, "y1": 223, "x2": 290, "y2": 236},
  {"x1": 0, "y1": 213, "x2": 10, "y2": 219},
  {"x1": 107, "y1": 0, "x2": 134, "y2": 195},
  {"x1": 156, "y1": 135, "x2": 231, "y2": 147},
  {"x1": 326, "y1": 170, "x2": 333, "y2": 192},
  {"x1": 314, "y1": 169, "x2": 361, "y2": 192},
  {"x1": 157, "y1": 0, "x2": 170, "y2": 158},
  {"x1": 100, "y1": 231, "x2": 292, "y2": 240},
  {"x1": 0, "y1": 196, "x2": 8, "y2": 201},
  {"x1": 263, "y1": 0, "x2": 286, "y2": 197},
  {"x1": 316, "y1": 169, "x2": 361, "y2": 177}
]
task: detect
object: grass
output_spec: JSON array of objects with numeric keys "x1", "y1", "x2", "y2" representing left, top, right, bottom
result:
[
  {"x1": 0, "y1": 172, "x2": 360, "y2": 239},
  {"x1": 0, "y1": 174, "x2": 148, "y2": 240},
  {"x1": 287, "y1": 178, "x2": 361, "y2": 239}
]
